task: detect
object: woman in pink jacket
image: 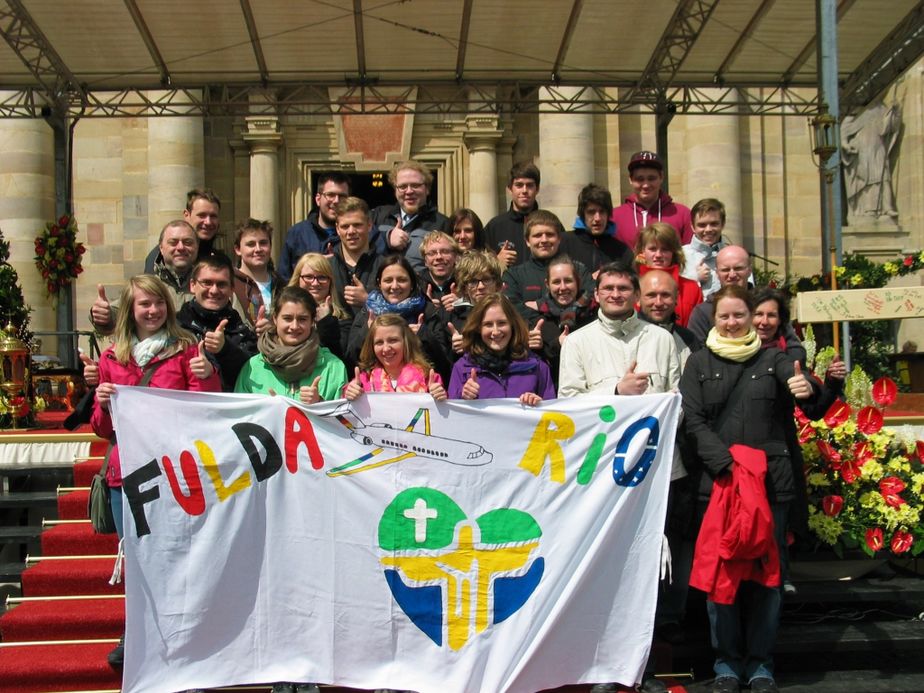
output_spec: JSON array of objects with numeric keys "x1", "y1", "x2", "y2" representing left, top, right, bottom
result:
[{"x1": 91, "y1": 274, "x2": 221, "y2": 669}]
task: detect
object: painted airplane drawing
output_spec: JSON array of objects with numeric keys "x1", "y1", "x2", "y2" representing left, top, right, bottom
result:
[{"x1": 327, "y1": 406, "x2": 494, "y2": 477}]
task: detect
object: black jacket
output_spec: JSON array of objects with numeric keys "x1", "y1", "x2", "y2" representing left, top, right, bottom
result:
[
  {"x1": 372, "y1": 203, "x2": 451, "y2": 273},
  {"x1": 484, "y1": 204, "x2": 536, "y2": 266},
  {"x1": 561, "y1": 226, "x2": 634, "y2": 273},
  {"x1": 177, "y1": 301, "x2": 257, "y2": 391}
]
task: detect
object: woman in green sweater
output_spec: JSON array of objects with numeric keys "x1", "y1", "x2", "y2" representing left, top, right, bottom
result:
[{"x1": 235, "y1": 285, "x2": 347, "y2": 402}]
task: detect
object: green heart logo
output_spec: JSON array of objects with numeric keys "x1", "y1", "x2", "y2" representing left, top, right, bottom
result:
[{"x1": 378, "y1": 488, "x2": 544, "y2": 650}]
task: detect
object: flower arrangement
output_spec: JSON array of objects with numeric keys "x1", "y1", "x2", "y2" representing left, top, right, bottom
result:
[
  {"x1": 34, "y1": 215, "x2": 86, "y2": 297},
  {"x1": 792, "y1": 250, "x2": 924, "y2": 293},
  {"x1": 799, "y1": 328, "x2": 924, "y2": 557}
]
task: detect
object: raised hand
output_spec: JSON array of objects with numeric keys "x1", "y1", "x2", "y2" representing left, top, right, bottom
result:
[
  {"x1": 696, "y1": 261, "x2": 711, "y2": 284},
  {"x1": 300, "y1": 375, "x2": 324, "y2": 404},
  {"x1": 497, "y1": 240, "x2": 517, "y2": 268},
  {"x1": 388, "y1": 215, "x2": 409, "y2": 250},
  {"x1": 461, "y1": 368, "x2": 480, "y2": 400},
  {"x1": 616, "y1": 360, "x2": 649, "y2": 395},
  {"x1": 788, "y1": 360, "x2": 812, "y2": 399},
  {"x1": 448, "y1": 322, "x2": 463, "y2": 354},
  {"x1": 410, "y1": 313, "x2": 424, "y2": 334},
  {"x1": 79, "y1": 351, "x2": 100, "y2": 387},
  {"x1": 428, "y1": 370, "x2": 447, "y2": 401},
  {"x1": 254, "y1": 305, "x2": 271, "y2": 336},
  {"x1": 558, "y1": 324, "x2": 570, "y2": 346},
  {"x1": 344, "y1": 275, "x2": 367, "y2": 307},
  {"x1": 189, "y1": 341, "x2": 215, "y2": 380},
  {"x1": 90, "y1": 284, "x2": 111, "y2": 328},
  {"x1": 203, "y1": 318, "x2": 228, "y2": 354},
  {"x1": 316, "y1": 295, "x2": 333, "y2": 321},
  {"x1": 440, "y1": 283, "x2": 458, "y2": 312},
  {"x1": 344, "y1": 367, "x2": 364, "y2": 400},
  {"x1": 528, "y1": 318, "x2": 544, "y2": 351}
]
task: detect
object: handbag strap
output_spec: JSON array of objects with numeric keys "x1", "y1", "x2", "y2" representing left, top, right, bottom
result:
[{"x1": 98, "y1": 357, "x2": 169, "y2": 479}]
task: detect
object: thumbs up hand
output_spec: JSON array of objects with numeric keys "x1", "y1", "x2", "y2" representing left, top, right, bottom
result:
[
  {"x1": 203, "y1": 318, "x2": 228, "y2": 354},
  {"x1": 343, "y1": 367, "x2": 364, "y2": 400},
  {"x1": 461, "y1": 368, "x2": 480, "y2": 400},
  {"x1": 254, "y1": 305, "x2": 271, "y2": 336},
  {"x1": 410, "y1": 313, "x2": 424, "y2": 334},
  {"x1": 447, "y1": 322, "x2": 463, "y2": 354},
  {"x1": 788, "y1": 360, "x2": 812, "y2": 399},
  {"x1": 528, "y1": 318, "x2": 544, "y2": 351},
  {"x1": 79, "y1": 350, "x2": 100, "y2": 387},
  {"x1": 428, "y1": 369, "x2": 448, "y2": 401},
  {"x1": 558, "y1": 324, "x2": 570, "y2": 347},
  {"x1": 189, "y1": 341, "x2": 215, "y2": 380},
  {"x1": 696, "y1": 261, "x2": 711, "y2": 284},
  {"x1": 90, "y1": 284, "x2": 112, "y2": 328},
  {"x1": 300, "y1": 375, "x2": 324, "y2": 404},
  {"x1": 344, "y1": 274, "x2": 367, "y2": 307},
  {"x1": 440, "y1": 282, "x2": 458, "y2": 312},
  {"x1": 616, "y1": 360, "x2": 650, "y2": 395},
  {"x1": 316, "y1": 295, "x2": 333, "y2": 321},
  {"x1": 388, "y1": 215, "x2": 409, "y2": 250}
]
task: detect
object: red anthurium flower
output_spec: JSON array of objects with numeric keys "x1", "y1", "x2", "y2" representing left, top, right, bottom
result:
[
  {"x1": 852, "y1": 441, "x2": 873, "y2": 466},
  {"x1": 840, "y1": 459, "x2": 861, "y2": 484},
  {"x1": 916, "y1": 441, "x2": 924, "y2": 465},
  {"x1": 798, "y1": 419, "x2": 815, "y2": 444},
  {"x1": 904, "y1": 255, "x2": 914, "y2": 267},
  {"x1": 816, "y1": 440, "x2": 841, "y2": 464},
  {"x1": 58, "y1": 214, "x2": 69, "y2": 226},
  {"x1": 857, "y1": 406, "x2": 884, "y2": 435},
  {"x1": 866, "y1": 527, "x2": 884, "y2": 552},
  {"x1": 794, "y1": 407, "x2": 809, "y2": 426},
  {"x1": 872, "y1": 377, "x2": 898, "y2": 407},
  {"x1": 824, "y1": 400, "x2": 851, "y2": 427},
  {"x1": 880, "y1": 476, "x2": 906, "y2": 507},
  {"x1": 891, "y1": 530, "x2": 913, "y2": 554},
  {"x1": 822, "y1": 495, "x2": 844, "y2": 516}
]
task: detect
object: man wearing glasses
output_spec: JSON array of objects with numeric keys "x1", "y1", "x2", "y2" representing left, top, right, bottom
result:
[
  {"x1": 278, "y1": 172, "x2": 353, "y2": 281},
  {"x1": 418, "y1": 231, "x2": 460, "y2": 311},
  {"x1": 612, "y1": 151, "x2": 693, "y2": 250},
  {"x1": 373, "y1": 160, "x2": 451, "y2": 273},
  {"x1": 178, "y1": 253, "x2": 258, "y2": 391},
  {"x1": 686, "y1": 245, "x2": 754, "y2": 344}
]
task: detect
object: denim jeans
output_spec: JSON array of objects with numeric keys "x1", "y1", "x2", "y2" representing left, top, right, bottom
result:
[
  {"x1": 706, "y1": 502, "x2": 788, "y2": 683},
  {"x1": 110, "y1": 486, "x2": 124, "y2": 539}
]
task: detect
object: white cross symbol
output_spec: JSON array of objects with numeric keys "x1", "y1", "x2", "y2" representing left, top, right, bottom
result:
[{"x1": 404, "y1": 498, "x2": 438, "y2": 543}]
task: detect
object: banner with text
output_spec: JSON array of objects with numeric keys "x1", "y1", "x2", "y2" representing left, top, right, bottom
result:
[{"x1": 111, "y1": 388, "x2": 681, "y2": 693}]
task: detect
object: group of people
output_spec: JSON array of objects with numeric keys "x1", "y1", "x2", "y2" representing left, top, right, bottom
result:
[{"x1": 85, "y1": 152, "x2": 847, "y2": 693}]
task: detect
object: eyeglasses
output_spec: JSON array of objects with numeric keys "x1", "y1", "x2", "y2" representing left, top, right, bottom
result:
[
  {"x1": 299, "y1": 274, "x2": 331, "y2": 284},
  {"x1": 319, "y1": 192, "x2": 344, "y2": 201},
  {"x1": 194, "y1": 278, "x2": 231, "y2": 291},
  {"x1": 396, "y1": 182, "x2": 425, "y2": 192},
  {"x1": 597, "y1": 285, "x2": 635, "y2": 295},
  {"x1": 466, "y1": 277, "x2": 496, "y2": 289},
  {"x1": 425, "y1": 249, "x2": 455, "y2": 258}
]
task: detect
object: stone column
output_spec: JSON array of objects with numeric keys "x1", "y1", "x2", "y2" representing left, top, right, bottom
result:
[
  {"x1": 495, "y1": 116, "x2": 517, "y2": 217},
  {"x1": 148, "y1": 105, "x2": 204, "y2": 238},
  {"x1": 464, "y1": 116, "x2": 502, "y2": 223},
  {"x1": 243, "y1": 115, "x2": 283, "y2": 248},
  {"x1": 230, "y1": 126, "x2": 251, "y2": 226},
  {"x1": 538, "y1": 87, "x2": 593, "y2": 224},
  {"x1": 0, "y1": 116, "x2": 55, "y2": 338},
  {"x1": 683, "y1": 100, "x2": 743, "y2": 240}
]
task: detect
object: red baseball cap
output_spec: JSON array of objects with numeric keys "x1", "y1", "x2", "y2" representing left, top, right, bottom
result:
[{"x1": 627, "y1": 150, "x2": 663, "y2": 172}]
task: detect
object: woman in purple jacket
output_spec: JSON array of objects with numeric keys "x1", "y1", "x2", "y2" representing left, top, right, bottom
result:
[{"x1": 449, "y1": 293, "x2": 555, "y2": 405}]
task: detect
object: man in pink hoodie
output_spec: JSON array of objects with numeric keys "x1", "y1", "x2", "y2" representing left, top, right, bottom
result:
[{"x1": 612, "y1": 151, "x2": 693, "y2": 250}]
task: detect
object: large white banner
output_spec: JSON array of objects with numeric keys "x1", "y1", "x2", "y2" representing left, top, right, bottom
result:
[{"x1": 111, "y1": 388, "x2": 681, "y2": 693}]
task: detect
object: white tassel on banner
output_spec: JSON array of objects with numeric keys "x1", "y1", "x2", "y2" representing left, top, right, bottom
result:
[{"x1": 109, "y1": 537, "x2": 125, "y2": 585}]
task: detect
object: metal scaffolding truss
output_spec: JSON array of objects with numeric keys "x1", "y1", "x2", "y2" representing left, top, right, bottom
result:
[
  {"x1": 0, "y1": 0, "x2": 919, "y2": 120},
  {"x1": 0, "y1": 81, "x2": 823, "y2": 118}
]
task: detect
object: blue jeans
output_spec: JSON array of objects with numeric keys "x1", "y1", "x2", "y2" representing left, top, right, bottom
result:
[
  {"x1": 110, "y1": 486, "x2": 124, "y2": 539},
  {"x1": 706, "y1": 502, "x2": 788, "y2": 683}
]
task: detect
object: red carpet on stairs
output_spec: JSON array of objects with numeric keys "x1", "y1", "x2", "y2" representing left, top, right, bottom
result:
[{"x1": 0, "y1": 440, "x2": 124, "y2": 692}]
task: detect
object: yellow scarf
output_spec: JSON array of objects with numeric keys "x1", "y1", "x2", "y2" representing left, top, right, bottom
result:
[{"x1": 706, "y1": 327, "x2": 761, "y2": 362}]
